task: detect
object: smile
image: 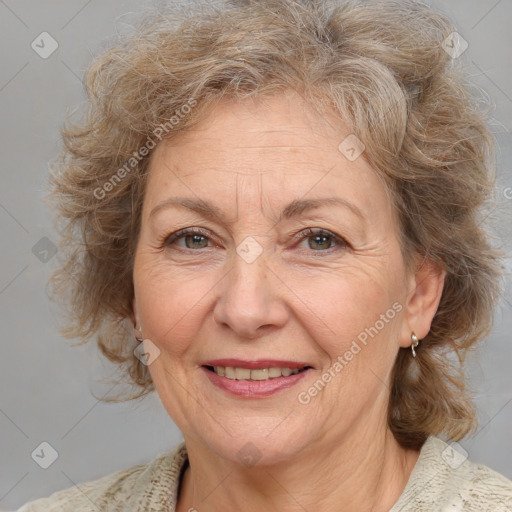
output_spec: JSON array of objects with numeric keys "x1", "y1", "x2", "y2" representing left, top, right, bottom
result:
[
  {"x1": 205, "y1": 365, "x2": 310, "y2": 381},
  {"x1": 201, "y1": 363, "x2": 313, "y2": 398}
]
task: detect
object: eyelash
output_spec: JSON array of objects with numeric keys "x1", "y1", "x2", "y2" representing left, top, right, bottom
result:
[{"x1": 161, "y1": 227, "x2": 350, "y2": 253}]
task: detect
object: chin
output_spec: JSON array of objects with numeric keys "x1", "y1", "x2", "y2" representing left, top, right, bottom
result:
[{"x1": 189, "y1": 418, "x2": 315, "y2": 468}]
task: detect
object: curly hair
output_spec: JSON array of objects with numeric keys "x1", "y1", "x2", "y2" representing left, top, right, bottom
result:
[{"x1": 49, "y1": 0, "x2": 503, "y2": 450}]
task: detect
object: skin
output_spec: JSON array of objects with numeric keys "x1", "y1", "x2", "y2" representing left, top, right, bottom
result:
[{"x1": 132, "y1": 89, "x2": 445, "y2": 512}]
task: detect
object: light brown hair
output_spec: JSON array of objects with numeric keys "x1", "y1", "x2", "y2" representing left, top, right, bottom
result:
[{"x1": 49, "y1": 0, "x2": 503, "y2": 449}]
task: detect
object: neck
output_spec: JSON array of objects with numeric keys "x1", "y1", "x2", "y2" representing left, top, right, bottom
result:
[{"x1": 177, "y1": 426, "x2": 419, "y2": 512}]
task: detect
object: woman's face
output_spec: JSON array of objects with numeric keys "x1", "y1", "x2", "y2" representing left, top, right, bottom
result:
[{"x1": 133, "y1": 90, "x2": 416, "y2": 465}]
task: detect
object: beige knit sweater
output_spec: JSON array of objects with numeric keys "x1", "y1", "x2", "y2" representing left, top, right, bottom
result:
[{"x1": 18, "y1": 436, "x2": 512, "y2": 511}]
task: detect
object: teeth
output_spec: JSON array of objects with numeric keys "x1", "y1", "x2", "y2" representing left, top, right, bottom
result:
[
  {"x1": 268, "y1": 367, "x2": 282, "y2": 378},
  {"x1": 211, "y1": 366, "x2": 303, "y2": 380},
  {"x1": 250, "y1": 369, "x2": 268, "y2": 381},
  {"x1": 235, "y1": 367, "x2": 251, "y2": 379}
]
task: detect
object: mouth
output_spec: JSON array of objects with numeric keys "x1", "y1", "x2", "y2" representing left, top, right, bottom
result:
[
  {"x1": 200, "y1": 359, "x2": 314, "y2": 398},
  {"x1": 203, "y1": 365, "x2": 312, "y2": 381}
]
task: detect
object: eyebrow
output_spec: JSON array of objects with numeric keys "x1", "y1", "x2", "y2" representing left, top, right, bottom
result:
[{"x1": 149, "y1": 196, "x2": 364, "y2": 223}]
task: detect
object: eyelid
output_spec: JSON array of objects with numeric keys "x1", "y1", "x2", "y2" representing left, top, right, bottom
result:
[
  {"x1": 161, "y1": 226, "x2": 351, "y2": 251},
  {"x1": 162, "y1": 227, "x2": 216, "y2": 247},
  {"x1": 292, "y1": 227, "x2": 351, "y2": 251}
]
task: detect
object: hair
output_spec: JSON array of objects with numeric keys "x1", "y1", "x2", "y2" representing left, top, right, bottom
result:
[{"x1": 49, "y1": 0, "x2": 503, "y2": 450}]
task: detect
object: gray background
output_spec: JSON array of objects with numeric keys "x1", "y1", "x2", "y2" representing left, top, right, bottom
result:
[{"x1": 0, "y1": 1, "x2": 511, "y2": 510}]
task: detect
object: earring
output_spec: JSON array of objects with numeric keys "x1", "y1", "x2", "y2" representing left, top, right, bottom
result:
[
  {"x1": 134, "y1": 324, "x2": 144, "y2": 343},
  {"x1": 411, "y1": 332, "x2": 420, "y2": 357}
]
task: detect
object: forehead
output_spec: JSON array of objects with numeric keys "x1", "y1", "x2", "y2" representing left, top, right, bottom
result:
[{"x1": 144, "y1": 91, "x2": 392, "y2": 222}]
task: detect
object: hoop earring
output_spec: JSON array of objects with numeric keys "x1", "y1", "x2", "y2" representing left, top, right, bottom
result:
[{"x1": 411, "y1": 332, "x2": 420, "y2": 357}]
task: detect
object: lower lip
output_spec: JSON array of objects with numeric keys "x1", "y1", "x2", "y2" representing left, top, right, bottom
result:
[{"x1": 201, "y1": 367, "x2": 311, "y2": 398}]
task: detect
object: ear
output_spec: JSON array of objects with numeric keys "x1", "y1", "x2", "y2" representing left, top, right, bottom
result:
[
  {"x1": 130, "y1": 296, "x2": 139, "y2": 329},
  {"x1": 399, "y1": 257, "x2": 445, "y2": 348}
]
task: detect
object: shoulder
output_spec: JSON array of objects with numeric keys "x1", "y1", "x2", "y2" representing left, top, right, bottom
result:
[
  {"x1": 18, "y1": 442, "x2": 188, "y2": 512},
  {"x1": 392, "y1": 436, "x2": 512, "y2": 511}
]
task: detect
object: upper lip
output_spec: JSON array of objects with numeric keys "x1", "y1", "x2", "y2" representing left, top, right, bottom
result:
[{"x1": 201, "y1": 359, "x2": 313, "y2": 370}]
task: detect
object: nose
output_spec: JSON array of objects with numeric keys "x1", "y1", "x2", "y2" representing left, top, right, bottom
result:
[{"x1": 213, "y1": 247, "x2": 289, "y2": 340}]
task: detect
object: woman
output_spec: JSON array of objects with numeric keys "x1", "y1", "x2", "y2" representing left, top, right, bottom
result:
[{"x1": 20, "y1": 0, "x2": 512, "y2": 510}]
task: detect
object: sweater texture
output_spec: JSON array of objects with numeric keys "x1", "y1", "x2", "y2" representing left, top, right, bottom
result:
[{"x1": 18, "y1": 436, "x2": 512, "y2": 511}]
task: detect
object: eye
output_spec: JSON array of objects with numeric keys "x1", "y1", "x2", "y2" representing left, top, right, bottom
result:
[
  {"x1": 161, "y1": 227, "x2": 350, "y2": 253},
  {"x1": 295, "y1": 228, "x2": 349, "y2": 252},
  {"x1": 162, "y1": 227, "x2": 215, "y2": 250}
]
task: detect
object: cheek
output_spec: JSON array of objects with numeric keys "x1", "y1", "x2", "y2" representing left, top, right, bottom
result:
[
  {"x1": 133, "y1": 257, "x2": 218, "y2": 356},
  {"x1": 289, "y1": 271, "x2": 402, "y2": 422},
  {"x1": 292, "y1": 263, "x2": 402, "y2": 361}
]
